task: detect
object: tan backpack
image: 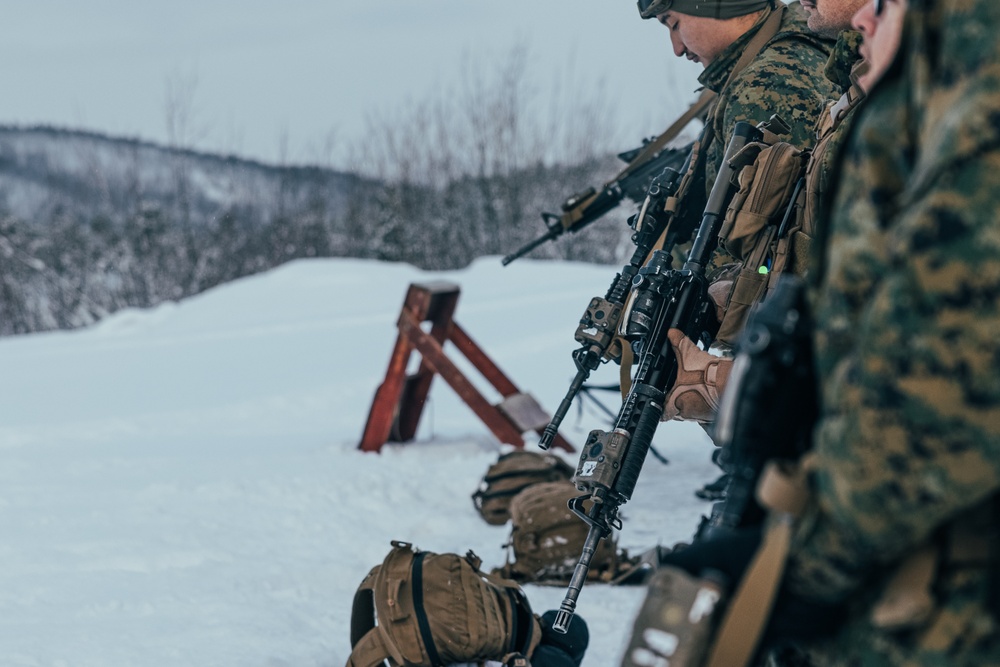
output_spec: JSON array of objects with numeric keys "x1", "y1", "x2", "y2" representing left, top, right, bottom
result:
[
  {"x1": 472, "y1": 451, "x2": 576, "y2": 526},
  {"x1": 348, "y1": 540, "x2": 542, "y2": 667},
  {"x1": 495, "y1": 480, "x2": 630, "y2": 584}
]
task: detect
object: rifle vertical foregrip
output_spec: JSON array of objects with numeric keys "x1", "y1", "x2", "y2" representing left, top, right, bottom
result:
[
  {"x1": 614, "y1": 387, "x2": 665, "y2": 502},
  {"x1": 539, "y1": 369, "x2": 589, "y2": 450}
]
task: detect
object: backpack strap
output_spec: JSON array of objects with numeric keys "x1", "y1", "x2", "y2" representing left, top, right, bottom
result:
[
  {"x1": 348, "y1": 566, "x2": 401, "y2": 667},
  {"x1": 370, "y1": 542, "x2": 426, "y2": 667},
  {"x1": 411, "y1": 551, "x2": 445, "y2": 667},
  {"x1": 350, "y1": 567, "x2": 379, "y2": 648},
  {"x1": 482, "y1": 570, "x2": 542, "y2": 659},
  {"x1": 347, "y1": 627, "x2": 398, "y2": 667}
]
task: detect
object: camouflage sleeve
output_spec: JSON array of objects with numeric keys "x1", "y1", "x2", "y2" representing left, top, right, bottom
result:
[
  {"x1": 706, "y1": 38, "x2": 836, "y2": 193},
  {"x1": 786, "y1": 153, "x2": 1000, "y2": 601}
]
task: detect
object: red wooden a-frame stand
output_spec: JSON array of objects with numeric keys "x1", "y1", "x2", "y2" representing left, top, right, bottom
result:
[{"x1": 358, "y1": 281, "x2": 574, "y2": 453}]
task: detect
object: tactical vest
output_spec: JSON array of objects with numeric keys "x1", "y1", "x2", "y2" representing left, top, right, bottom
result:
[{"x1": 711, "y1": 76, "x2": 867, "y2": 348}]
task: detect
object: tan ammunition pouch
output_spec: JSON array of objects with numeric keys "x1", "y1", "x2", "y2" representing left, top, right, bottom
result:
[
  {"x1": 713, "y1": 141, "x2": 809, "y2": 347},
  {"x1": 348, "y1": 541, "x2": 541, "y2": 667}
]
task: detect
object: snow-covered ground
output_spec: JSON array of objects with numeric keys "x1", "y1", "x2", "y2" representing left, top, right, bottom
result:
[{"x1": 0, "y1": 256, "x2": 717, "y2": 666}]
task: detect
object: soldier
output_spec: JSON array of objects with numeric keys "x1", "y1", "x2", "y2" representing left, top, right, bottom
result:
[
  {"x1": 624, "y1": 0, "x2": 1000, "y2": 663},
  {"x1": 768, "y1": 0, "x2": 1000, "y2": 661},
  {"x1": 661, "y1": 0, "x2": 868, "y2": 431},
  {"x1": 636, "y1": 0, "x2": 839, "y2": 500},
  {"x1": 638, "y1": 0, "x2": 838, "y2": 198},
  {"x1": 652, "y1": 0, "x2": 868, "y2": 502}
]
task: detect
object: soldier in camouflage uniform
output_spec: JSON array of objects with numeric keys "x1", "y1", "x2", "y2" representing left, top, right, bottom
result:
[
  {"x1": 637, "y1": 0, "x2": 838, "y2": 500},
  {"x1": 661, "y1": 2, "x2": 868, "y2": 428},
  {"x1": 623, "y1": 0, "x2": 1000, "y2": 664},
  {"x1": 640, "y1": 0, "x2": 837, "y2": 198},
  {"x1": 777, "y1": 0, "x2": 1000, "y2": 662}
]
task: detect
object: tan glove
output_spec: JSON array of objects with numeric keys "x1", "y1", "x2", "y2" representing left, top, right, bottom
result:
[
  {"x1": 661, "y1": 328, "x2": 733, "y2": 423},
  {"x1": 707, "y1": 279, "x2": 732, "y2": 325}
]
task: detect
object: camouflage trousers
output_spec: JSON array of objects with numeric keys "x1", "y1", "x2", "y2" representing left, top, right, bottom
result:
[{"x1": 794, "y1": 567, "x2": 999, "y2": 666}]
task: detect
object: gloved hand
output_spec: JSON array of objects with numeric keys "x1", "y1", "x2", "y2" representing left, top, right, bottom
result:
[
  {"x1": 657, "y1": 525, "x2": 762, "y2": 582},
  {"x1": 531, "y1": 610, "x2": 589, "y2": 667},
  {"x1": 658, "y1": 527, "x2": 846, "y2": 653},
  {"x1": 661, "y1": 328, "x2": 734, "y2": 423}
]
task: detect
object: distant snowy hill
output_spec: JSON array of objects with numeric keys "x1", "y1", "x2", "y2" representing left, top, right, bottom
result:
[
  {"x1": 0, "y1": 125, "x2": 366, "y2": 225},
  {"x1": 0, "y1": 124, "x2": 629, "y2": 337},
  {"x1": 0, "y1": 256, "x2": 717, "y2": 666}
]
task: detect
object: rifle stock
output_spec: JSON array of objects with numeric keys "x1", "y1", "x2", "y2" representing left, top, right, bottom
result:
[{"x1": 551, "y1": 121, "x2": 764, "y2": 634}]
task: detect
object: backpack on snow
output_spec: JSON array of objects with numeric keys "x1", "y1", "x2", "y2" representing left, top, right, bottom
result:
[
  {"x1": 495, "y1": 480, "x2": 633, "y2": 584},
  {"x1": 348, "y1": 540, "x2": 541, "y2": 667},
  {"x1": 472, "y1": 451, "x2": 576, "y2": 526}
]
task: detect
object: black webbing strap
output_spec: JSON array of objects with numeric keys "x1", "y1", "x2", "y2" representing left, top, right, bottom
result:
[
  {"x1": 504, "y1": 588, "x2": 536, "y2": 656},
  {"x1": 411, "y1": 552, "x2": 444, "y2": 667}
]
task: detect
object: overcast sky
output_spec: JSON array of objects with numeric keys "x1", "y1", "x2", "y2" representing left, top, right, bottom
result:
[{"x1": 0, "y1": 1, "x2": 702, "y2": 166}]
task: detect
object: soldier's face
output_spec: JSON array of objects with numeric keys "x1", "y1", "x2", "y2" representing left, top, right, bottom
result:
[
  {"x1": 852, "y1": 0, "x2": 907, "y2": 90},
  {"x1": 657, "y1": 11, "x2": 731, "y2": 66},
  {"x1": 803, "y1": 0, "x2": 868, "y2": 38}
]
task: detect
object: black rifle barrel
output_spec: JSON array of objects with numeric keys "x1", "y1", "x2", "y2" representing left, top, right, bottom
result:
[
  {"x1": 550, "y1": 121, "x2": 763, "y2": 634},
  {"x1": 538, "y1": 165, "x2": 686, "y2": 450}
]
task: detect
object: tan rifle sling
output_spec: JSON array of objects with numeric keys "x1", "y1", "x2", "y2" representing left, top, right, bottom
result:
[
  {"x1": 559, "y1": 89, "x2": 716, "y2": 232},
  {"x1": 700, "y1": 459, "x2": 810, "y2": 667}
]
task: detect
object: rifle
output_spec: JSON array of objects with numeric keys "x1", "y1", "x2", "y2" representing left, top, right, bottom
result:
[
  {"x1": 500, "y1": 142, "x2": 691, "y2": 265},
  {"x1": 537, "y1": 157, "x2": 694, "y2": 451},
  {"x1": 501, "y1": 91, "x2": 715, "y2": 266},
  {"x1": 549, "y1": 120, "x2": 765, "y2": 634},
  {"x1": 706, "y1": 274, "x2": 817, "y2": 536}
]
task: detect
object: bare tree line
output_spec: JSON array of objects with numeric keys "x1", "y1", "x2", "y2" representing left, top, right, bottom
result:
[{"x1": 0, "y1": 47, "x2": 636, "y2": 335}]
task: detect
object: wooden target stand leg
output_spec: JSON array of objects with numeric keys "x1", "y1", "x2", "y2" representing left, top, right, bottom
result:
[{"x1": 358, "y1": 281, "x2": 574, "y2": 453}]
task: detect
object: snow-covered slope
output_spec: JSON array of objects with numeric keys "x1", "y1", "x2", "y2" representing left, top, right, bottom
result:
[{"x1": 0, "y1": 256, "x2": 716, "y2": 666}]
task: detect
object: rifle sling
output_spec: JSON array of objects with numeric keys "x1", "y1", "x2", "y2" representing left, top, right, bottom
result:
[
  {"x1": 703, "y1": 460, "x2": 808, "y2": 667},
  {"x1": 560, "y1": 91, "x2": 716, "y2": 231},
  {"x1": 615, "y1": 88, "x2": 716, "y2": 184},
  {"x1": 704, "y1": 516, "x2": 791, "y2": 667}
]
